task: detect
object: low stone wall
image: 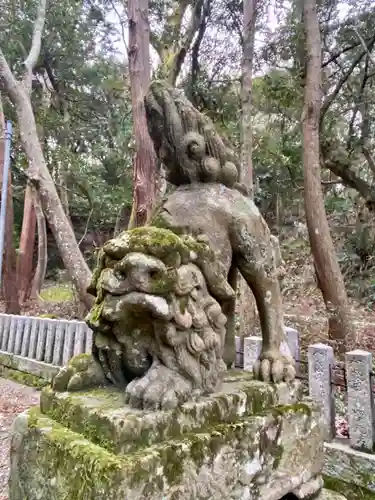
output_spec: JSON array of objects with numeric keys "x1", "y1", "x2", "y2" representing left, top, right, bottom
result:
[{"x1": 0, "y1": 314, "x2": 92, "y2": 380}]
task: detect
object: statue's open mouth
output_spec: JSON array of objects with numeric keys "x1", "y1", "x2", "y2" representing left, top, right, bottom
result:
[{"x1": 101, "y1": 292, "x2": 171, "y2": 323}]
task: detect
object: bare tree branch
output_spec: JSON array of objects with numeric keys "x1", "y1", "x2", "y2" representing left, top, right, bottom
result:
[
  {"x1": 170, "y1": 0, "x2": 206, "y2": 85},
  {"x1": 322, "y1": 40, "x2": 362, "y2": 68},
  {"x1": 0, "y1": 47, "x2": 22, "y2": 103},
  {"x1": 347, "y1": 56, "x2": 369, "y2": 150},
  {"x1": 23, "y1": 0, "x2": 48, "y2": 89},
  {"x1": 109, "y1": 0, "x2": 128, "y2": 52},
  {"x1": 320, "y1": 34, "x2": 375, "y2": 125},
  {"x1": 353, "y1": 27, "x2": 375, "y2": 66}
]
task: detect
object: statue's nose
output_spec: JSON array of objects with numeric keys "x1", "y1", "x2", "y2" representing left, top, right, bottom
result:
[{"x1": 115, "y1": 252, "x2": 168, "y2": 293}]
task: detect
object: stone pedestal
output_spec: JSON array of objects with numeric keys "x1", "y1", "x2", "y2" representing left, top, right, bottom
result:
[{"x1": 9, "y1": 371, "x2": 326, "y2": 500}]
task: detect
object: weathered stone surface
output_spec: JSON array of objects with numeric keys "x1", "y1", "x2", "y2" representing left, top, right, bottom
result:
[
  {"x1": 74, "y1": 193, "x2": 295, "y2": 410},
  {"x1": 0, "y1": 350, "x2": 59, "y2": 380},
  {"x1": 43, "y1": 376, "x2": 302, "y2": 454},
  {"x1": 292, "y1": 475, "x2": 324, "y2": 498},
  {"x1": 316, "y1": 489, "x2": 348, "y2": 500},
  {"x1": 323, "y1": 440, "x2": 375, "y2": 494},
  {"x1": 58, "y1": 83, "x2": 297, "y2": 411},
  {"x1": 308, "y1": 343, "x2": 335, "y2": 440},
  {"x1": 346, "y1": 350, "x2": 374, "y2": 451},
  {"x1": 9, "y1": 383, "x2": 324, "y2": 500}
]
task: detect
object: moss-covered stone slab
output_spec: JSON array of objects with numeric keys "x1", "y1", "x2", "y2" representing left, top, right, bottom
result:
[
  {"x1": 323, "y1": 440, "x2": 375, "y2": 498},
  {"x1": 40, "y1": 375, "x2": 302, "y2": 454},
  {"x1": 317, "y1": 489, "x2": 348, "y2": 499},
  {"x1": 0, "y1": 350, "x2": 59, "y2": 380},
  {"x1": 9, "y1": 395, "x2": 324, "y2": 500},
  {"x1": 0, "y1": 365, "x2": 49, "y2": 389}
]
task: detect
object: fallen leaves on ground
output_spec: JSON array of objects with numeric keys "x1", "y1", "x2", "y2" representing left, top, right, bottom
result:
[{"x1": 0, "y1": 379, "x2": 40, "y2": 500}]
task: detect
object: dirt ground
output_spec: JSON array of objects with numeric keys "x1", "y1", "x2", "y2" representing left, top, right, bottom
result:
[{"x1": 0, "y1": 379, "x2": 40, "y2": 500}]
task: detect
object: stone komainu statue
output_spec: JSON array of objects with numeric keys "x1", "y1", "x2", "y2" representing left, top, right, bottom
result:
[{"x1": 53, "y1": 81, "x2": 295, "y2": 410}]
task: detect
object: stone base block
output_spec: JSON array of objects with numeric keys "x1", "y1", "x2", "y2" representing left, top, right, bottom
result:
[{"x1": 9, "y1": 373, "x2": 325, "y2": 500}]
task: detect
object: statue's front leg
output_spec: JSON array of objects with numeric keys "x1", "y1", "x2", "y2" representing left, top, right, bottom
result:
[{"x1": 232, "y1": 219, "x2": 296, "y2": 383}]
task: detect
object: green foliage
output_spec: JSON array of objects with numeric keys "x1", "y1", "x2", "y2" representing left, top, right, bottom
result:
[
  {"x1": 40, "y1": 286, "x2": 74, "y2": 303},
  {"x1": 0, "y1": 0, "x2": 134, "y2": 236}
]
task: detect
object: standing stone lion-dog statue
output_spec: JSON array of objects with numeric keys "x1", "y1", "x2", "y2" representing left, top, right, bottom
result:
[{"x1": 53, "y1": 81, "x2": 295, "y2": 410}]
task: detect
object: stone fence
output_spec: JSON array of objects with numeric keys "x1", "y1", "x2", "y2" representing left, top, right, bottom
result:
[
  {"x1": 240, "y1": 330, "x2": 375, "y2": 451},
  {"x1": 239, "y1": 330, "x2": 375, "y2": 497},
  {"x1": 0, "y1": 313, "x2": 92, "y2": 380}
]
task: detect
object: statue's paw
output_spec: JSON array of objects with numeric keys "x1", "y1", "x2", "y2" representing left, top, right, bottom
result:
[
  {"x1": 253, "y1": 350, "x2": 296, "y2": 383},
  {"x1": 52, "y1": 354, "x2": 107, "y2": 392},
  {"x1": 125, "y1": 364, "x2": 193, "y2": 411}
]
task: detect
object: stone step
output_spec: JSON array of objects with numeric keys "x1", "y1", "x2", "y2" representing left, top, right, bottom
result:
[{"x1": 40, "y1": 373, "x2": 302, "y2": 454}]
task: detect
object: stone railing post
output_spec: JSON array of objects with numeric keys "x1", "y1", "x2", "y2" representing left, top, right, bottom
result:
[
  {"x1": 243, "y1": 336, "x2": 262, "y2": 372},
  {"x1": 308, "y1": 343, "x2": 335, "y2": 440},
  {"x1": 284, "y1": 327, "x2": 300, "y2": 363},
  {"x1": 346, "y1": 349, "x2": 374, "y2": 451}
]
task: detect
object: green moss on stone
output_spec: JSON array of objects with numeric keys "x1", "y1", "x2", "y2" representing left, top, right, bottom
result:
[
  {"x1": 28, "y1": 408, "x2": 127, "y2": 497},
  {"x1": 41, "y1": 380, "x2": 298, "y2": 457},
  {"x1": 0, "y1": 366, "x2": 49, "y2": 389},
  {"x1": 68, "y1": 353, "x2": 92, "y2": 371},
  {"x1": 324, "y1": 475, "x2": 375, "y2": 500},
  {"x1": 87, "y1": 301, "x2": 104, "y2": 327},
  {"x1": 40, "y1": 388, "x2": 126, "y2": 454},
  {"x1": 272, "y1": 402, "x2": 312, "y2": 418}
]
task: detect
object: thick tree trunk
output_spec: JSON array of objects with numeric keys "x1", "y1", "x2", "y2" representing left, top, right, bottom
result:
[
  {"x1": 303, "y1": 0, "x2": 353, "y2": 352},
  {"x1": 237, "y1": 0, "x2": 258, "y2": 345},
  {"x1": 127, "y1": 0, "x2": 156, "y2": 228},
  {"x1": 17, "y1": 185, "x2": 36, "y2": 304},
  {"x1": 0, "y1": 97, "x2": 20, "y2": 314},
  {"x1": 15, "y1": 90, "x2": 93, "y2": 309}
]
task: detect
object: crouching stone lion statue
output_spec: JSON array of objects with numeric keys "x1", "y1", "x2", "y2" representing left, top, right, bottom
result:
[{"x1": 53, "y1": 81, "x2": 295, "y2": 410}]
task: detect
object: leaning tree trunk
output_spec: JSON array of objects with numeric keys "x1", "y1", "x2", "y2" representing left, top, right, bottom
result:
[
  {"x1": 127, "y1": 0, "x2": 156, "y2": 228},
  {"x1": 15, "y1": 92, "x2": 93, "y2": 309},
  {"x1": 303, "y1": 0, "x2": 353, "y2": 352},
  {"x1": 0, "y1": 94, "x2": 20, "y2": 314}
]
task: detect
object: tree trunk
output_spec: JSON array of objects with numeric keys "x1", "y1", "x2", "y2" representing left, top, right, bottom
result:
[
  {"x1": 15, "y1": 90, "x2": 93, "y2": 309},
  {"x1": 0, "y1": 95, "x2": 20, "y2": 314},
  {"x1": 303, "y1": 0, "x2": 353, "y2": 352},
  {"x1": 17, "y1": 184, "x2": 36, "y2": 304},
  {"x1": 0, "y1": 0, "x2": 92, "y2": 309},
  {"x1": 30, "y1": 186, "x2": 47, "y2": 298},
  {"x1": 127, "y1": 0, "x2": 156, "y2": 228},
  {"x1": 236, "y1": 0, "x2": 259, "y2": 345},
  {"x1": 241, "y1": 0, "x2": 257, "y2": 194}
]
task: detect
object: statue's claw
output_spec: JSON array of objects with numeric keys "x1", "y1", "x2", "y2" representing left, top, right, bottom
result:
[
  {"x1": 52, "y1": 354, "x2": 108, "y2": 392},
  {"x1": 124, "y1": 362, "x2": 194, "y2": 411},
  {"x1": 253, "y1": 350, "x2": 296, "y2": 383}
]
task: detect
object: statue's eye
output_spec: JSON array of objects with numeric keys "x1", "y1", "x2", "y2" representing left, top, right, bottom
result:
[
  {"x1": 114, "y1": 269, "x2": 126, "y2": 280},
  {"x1": 149, "y1": 270, "x2": 159, "y2": 279}
]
